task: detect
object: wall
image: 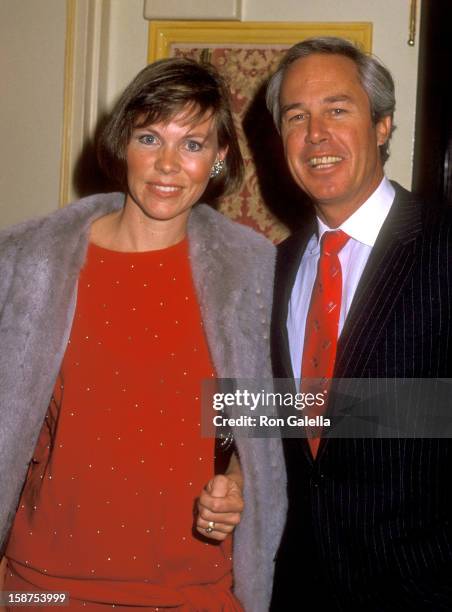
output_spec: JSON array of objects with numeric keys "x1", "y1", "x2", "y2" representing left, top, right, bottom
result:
[
  {"x1": 104, "y1": 0, "x2": 148, "y2": 109},
  {"x1": 0, "y1": 0, "x2": 66, "y2": 228}
]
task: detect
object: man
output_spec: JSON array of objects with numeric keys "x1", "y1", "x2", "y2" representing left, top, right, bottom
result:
[{"x1": 267, "y1": 37, "x2": 452, "y2": 610}]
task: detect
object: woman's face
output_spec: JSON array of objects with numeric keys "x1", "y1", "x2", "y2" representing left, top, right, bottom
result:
[{"x1": 125, "y1": 107, "x2": 226, "y2": 228}]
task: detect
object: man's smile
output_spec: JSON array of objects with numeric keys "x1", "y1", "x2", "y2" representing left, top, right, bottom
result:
[{"x1": 307, "y1": 155, "x2": 344, "y2": 169}]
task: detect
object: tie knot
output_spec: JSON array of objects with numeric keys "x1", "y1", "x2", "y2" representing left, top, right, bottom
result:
[{"x1": 320, "y1": 230, "x2": 350, "y2": 256}]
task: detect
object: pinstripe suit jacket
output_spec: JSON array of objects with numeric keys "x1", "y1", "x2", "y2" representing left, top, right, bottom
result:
[{"x1": 270, "y1": 182, "x2": 452, "y2": 610}]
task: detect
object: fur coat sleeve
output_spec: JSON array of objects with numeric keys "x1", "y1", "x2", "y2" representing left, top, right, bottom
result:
[
  {"x1": 0, "y1": 194, "x2": 286, "y2": 611},
  {"x1": 187, "y1": 205, "x2": 287, "y2": 612}
]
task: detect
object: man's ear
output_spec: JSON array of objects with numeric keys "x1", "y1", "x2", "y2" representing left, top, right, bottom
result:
[{"x1": 376, "y1": 115, "x2": 392, "y2": 146}]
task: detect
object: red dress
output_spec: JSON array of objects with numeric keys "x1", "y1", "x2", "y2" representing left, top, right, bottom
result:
[{"x1": 5, "y1": 239, "x2": 242, "y2": 611}]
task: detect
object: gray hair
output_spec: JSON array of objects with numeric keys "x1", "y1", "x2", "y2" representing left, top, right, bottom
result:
[{"x1": 266, "y1": 36, "x2": 396, "y2": 164}]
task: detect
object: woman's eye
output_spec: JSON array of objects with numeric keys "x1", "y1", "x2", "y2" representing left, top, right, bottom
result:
[
  {"x1": 185, "y1": 140, "x2": 202, "y2": 152},
  {"x1": 138, "y1": 134, "x2": 157, "y2": 145}
]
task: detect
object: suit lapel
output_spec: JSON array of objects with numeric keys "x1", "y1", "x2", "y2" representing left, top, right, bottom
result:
[
  {"x1": 335, "y1": 183, "x2": 422, "y2": 378},
  {"x1": 272, "y1": 221, "x2": 315, "y2": 382},
  {"x1": 319, "y1": 184, "x2": 422, "y2": 460}
]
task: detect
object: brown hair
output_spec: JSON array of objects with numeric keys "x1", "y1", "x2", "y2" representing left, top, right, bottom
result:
[{"x1": 97, "y1": 57, "x2": 244, "y2": 201}]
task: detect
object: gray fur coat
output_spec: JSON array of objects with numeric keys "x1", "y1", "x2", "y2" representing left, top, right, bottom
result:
[{"x1": 0, "y1": 193, "x2": 286, "y2": 612}]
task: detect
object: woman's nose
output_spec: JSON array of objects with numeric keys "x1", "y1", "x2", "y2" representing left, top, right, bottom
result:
[{"x1": 155, "y1": 145, "x2": 180, "y2": 173}]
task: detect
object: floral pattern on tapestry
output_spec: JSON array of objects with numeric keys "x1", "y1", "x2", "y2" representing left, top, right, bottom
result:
[{"x1": 173, "y1": 46, "x2": 308, "y2": 243}]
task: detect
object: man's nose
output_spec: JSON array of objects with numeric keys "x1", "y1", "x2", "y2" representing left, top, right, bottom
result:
[
  {"x1": 155, "y1": 145, "x2": 180, "y2": 173},
  {"x1": 305, "y1": 115, "x2": 329, "y2": 145}
]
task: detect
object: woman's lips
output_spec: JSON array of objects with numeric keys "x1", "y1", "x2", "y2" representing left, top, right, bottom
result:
[{"x1": 146, "y1": 182, "x2": 183, "y2": 195}]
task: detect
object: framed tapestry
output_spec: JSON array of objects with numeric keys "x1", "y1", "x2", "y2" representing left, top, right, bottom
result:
[{"x1": 148, "y1": 21, "x2": 372, "y2": 242}]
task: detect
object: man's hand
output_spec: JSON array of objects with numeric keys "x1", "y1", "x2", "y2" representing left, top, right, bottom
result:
[{"x1": 196, "y1": 455, "x2": 244, "y2": 541}]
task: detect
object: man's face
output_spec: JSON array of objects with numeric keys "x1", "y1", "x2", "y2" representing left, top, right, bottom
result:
[{"x1": 279, "y1": 53, "x2": 391, "y2": 223}]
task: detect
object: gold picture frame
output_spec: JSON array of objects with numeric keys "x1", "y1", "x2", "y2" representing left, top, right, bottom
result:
[
  {"x1": 147, "y1": 21, "x2": 372, "y2": 242},
  {"x1": 148, "y1": 21, "x2": 372, "y2": 62}
]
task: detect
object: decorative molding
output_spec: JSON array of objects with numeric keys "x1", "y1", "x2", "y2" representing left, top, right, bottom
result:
[
  {"x1": 59, "y1": 0, "x2": 110, "y2": 207},
  {"x1": 144, "y1": 0, "x2": 242, "y2": 21},
  {"x1": 408, "y1": 0, "x2": 417, "y2": 46},
  {"x1": 59, "y1": 0, "x2": 76, "y2": 207}
]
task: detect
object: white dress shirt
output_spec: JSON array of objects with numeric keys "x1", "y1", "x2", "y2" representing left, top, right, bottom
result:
[{"x1": 287, "y1": 177, "x2": 396, "y2": 380}]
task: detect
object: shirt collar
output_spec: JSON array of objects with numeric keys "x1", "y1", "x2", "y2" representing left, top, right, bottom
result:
[{"x1": 316, "y1": 176, "x2": 396, "y2": 248}]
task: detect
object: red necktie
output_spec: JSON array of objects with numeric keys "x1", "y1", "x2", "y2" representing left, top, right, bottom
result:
[{"x1": 301, "y1": 230, "x2": 350, "y2": 457}]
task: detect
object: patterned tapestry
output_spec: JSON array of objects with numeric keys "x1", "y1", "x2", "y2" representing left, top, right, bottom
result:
[{"x1": 172, "y1": 46, "x2": 312, "y2": 243}]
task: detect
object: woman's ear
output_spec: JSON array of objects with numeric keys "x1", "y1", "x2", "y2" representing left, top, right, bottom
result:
[{"x1": 218, "y1": 145, "x2": 229, "y2": 162}]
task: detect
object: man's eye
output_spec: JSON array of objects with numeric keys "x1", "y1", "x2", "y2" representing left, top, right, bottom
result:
[
  {"x1": 288, "y1": 113, "x2": 306, "y2": 122},
  {"x1": 331, "y1": 108, "x2": 346, "y2": 116},
  {"x1": 138, "y1": 134, "x2": 157, "y2": 145},
  {"x1": 185, "y1": 140, "x2": 202, "y2": 152}
]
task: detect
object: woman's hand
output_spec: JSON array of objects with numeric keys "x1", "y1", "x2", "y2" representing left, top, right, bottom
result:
[{"x1": 196, "y1": 453, "x2": 244, "y2": 541}]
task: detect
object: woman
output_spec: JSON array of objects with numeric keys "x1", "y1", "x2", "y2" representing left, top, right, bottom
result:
[{"x1": 0, "y1": 58, "x2": 285, "y2": 610}]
